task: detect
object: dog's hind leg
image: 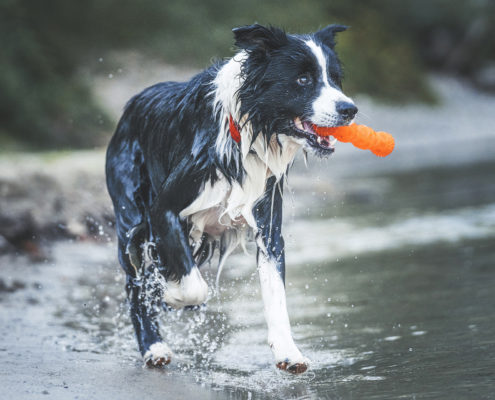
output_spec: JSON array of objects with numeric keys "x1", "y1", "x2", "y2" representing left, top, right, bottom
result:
[
  {"x1": 118, "y1": 236, "x2": 172, "y2": 367},
  {"x1": 107, "y1": 134, "x2": 174, "y2": 366},
  {"x1": 253, "y1": 176, "x2": 310, "y2": 374}
]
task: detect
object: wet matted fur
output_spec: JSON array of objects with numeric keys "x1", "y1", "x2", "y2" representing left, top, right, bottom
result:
[{"x1": 106, "y1": 24, "x2": 357, "y2": 373}]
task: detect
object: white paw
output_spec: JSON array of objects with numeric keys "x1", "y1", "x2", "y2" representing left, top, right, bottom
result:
[
  {"x1": 275, "y1": 357, "x2": 310, "y2": 374},
  {"x1": 269, "y1": 336, "x2": 310, "y2": 374},
  {"x1": 162, "y1": 267, "x2": 208, "y2": 309},
  {"x1": 143, "y1": 342, "x2": 172, "y2": 367}
]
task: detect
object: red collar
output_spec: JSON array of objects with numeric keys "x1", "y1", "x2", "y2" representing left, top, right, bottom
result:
[{"x1": 228, "y1": 115, "x2": 241, "y2": 143}]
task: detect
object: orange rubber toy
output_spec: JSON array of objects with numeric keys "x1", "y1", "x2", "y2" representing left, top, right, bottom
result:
[{"x1": 313, "y1": 123, "x2": 395, "y2": 157}]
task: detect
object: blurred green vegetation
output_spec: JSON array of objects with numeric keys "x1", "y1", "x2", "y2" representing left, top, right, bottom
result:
[{"x1": 1, "y1": 0, "x2": 494, "y2": 150}]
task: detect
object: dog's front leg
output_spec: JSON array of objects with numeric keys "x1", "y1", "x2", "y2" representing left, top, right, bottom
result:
[
  {"x1": 150, "y1": 208, "x2": 208, "y2": 310},
  {"x1": 253, "y1": 177, "x2": 309, "y2": 374}
]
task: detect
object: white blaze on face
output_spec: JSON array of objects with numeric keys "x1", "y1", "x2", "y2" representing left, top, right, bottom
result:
[{"x1": 304, "y1": 39, "x2": 354, "y2": 126}]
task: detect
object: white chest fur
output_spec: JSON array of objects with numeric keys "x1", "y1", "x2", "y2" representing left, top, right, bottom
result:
[
  {"x1": 180, "y1": 52, "x2": 302, "y2": 245},
  {"x1": 180, "y1": 136, "x2": 301, "y2": 243},
  {"x1": 179, "y1": 152, "x2": 270, "y2": 243}
]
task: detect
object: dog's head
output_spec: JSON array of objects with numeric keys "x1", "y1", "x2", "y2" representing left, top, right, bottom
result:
[{"x1": 234, "y1": 24, "x2": 357, "y2": 157}]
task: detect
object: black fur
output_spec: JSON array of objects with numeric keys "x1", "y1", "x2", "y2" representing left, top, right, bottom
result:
[
  {"x1": 253, "y1": 176, "x2": 286, "y2": 282},
  {"x1": 106, "y1": 23, "x2": 352, "y2": 362},
  {"x1": 235, "y1": 24, "x2": 348, "y2": 150}
]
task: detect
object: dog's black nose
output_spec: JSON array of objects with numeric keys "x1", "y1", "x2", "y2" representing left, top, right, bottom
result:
[{"x1": 336, "y1": 102, "x2": 358, "y2": 120}]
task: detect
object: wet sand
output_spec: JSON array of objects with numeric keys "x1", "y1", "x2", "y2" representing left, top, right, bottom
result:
[
  {"x1": 1, "y1": 71, "x2": 495, "y2": 399},
  {"x1": 0, "y1": 277, "x2": 227, "y2": 400}
]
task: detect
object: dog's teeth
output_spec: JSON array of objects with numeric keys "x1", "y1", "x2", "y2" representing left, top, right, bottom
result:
[
  {"x1": 330, "y1": 136, "x2": 337, "y2": 146},
  {"x1": 317, "y1": 136, "x2": 323, "y2": 145},
  {"x1": 294, "y1": 117, "x2": 303, "y2": 130}
]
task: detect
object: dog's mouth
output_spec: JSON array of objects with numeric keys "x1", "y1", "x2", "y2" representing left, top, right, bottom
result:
[{"x1": 291, "y1": 117, "x2": 337, "y2": 153}]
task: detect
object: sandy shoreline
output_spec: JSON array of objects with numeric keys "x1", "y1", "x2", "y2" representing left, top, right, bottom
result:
[
  {"x1": 0, "y1": 247, "x2": 233, "y2": 400},
  {"x1": 1, "y1": 71, "x2": 494, "y2": 399}
]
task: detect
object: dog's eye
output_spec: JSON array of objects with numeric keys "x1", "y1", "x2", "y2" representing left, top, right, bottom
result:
[{"x1": 296, "y1": 74, "x2": 312, "y2": 86}]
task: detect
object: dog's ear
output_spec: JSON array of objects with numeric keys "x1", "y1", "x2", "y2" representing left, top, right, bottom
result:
[
  {"x1": 314, "y1": 24, "x2": 348, "y2": 48},
  {"x1": 233, "y1": 24, "x2": 288, "y2": 52}
]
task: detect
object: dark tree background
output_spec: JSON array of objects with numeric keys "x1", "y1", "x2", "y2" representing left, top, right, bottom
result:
[{"x1": 1, "y1": 0, "x2": 494, "y2": 150}]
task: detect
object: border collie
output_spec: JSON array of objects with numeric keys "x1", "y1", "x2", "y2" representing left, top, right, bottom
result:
[{"x1": 106, "y1": 24, "x2": 357, "y2": 374}]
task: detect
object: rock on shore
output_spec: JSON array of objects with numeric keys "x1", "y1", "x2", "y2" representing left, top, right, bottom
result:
[{"x1": 0, "y1": 151, "x2": 114, "y2": 257}]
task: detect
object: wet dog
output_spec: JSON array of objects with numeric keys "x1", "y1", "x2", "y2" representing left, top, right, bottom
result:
[{"x1": 105, "y1": 24, "x2": 357, "y2": 374}]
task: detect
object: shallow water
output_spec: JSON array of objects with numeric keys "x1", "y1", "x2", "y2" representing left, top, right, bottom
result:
[{"x1": 2, "y1": 160, "x2": 495, "y2": 399}]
